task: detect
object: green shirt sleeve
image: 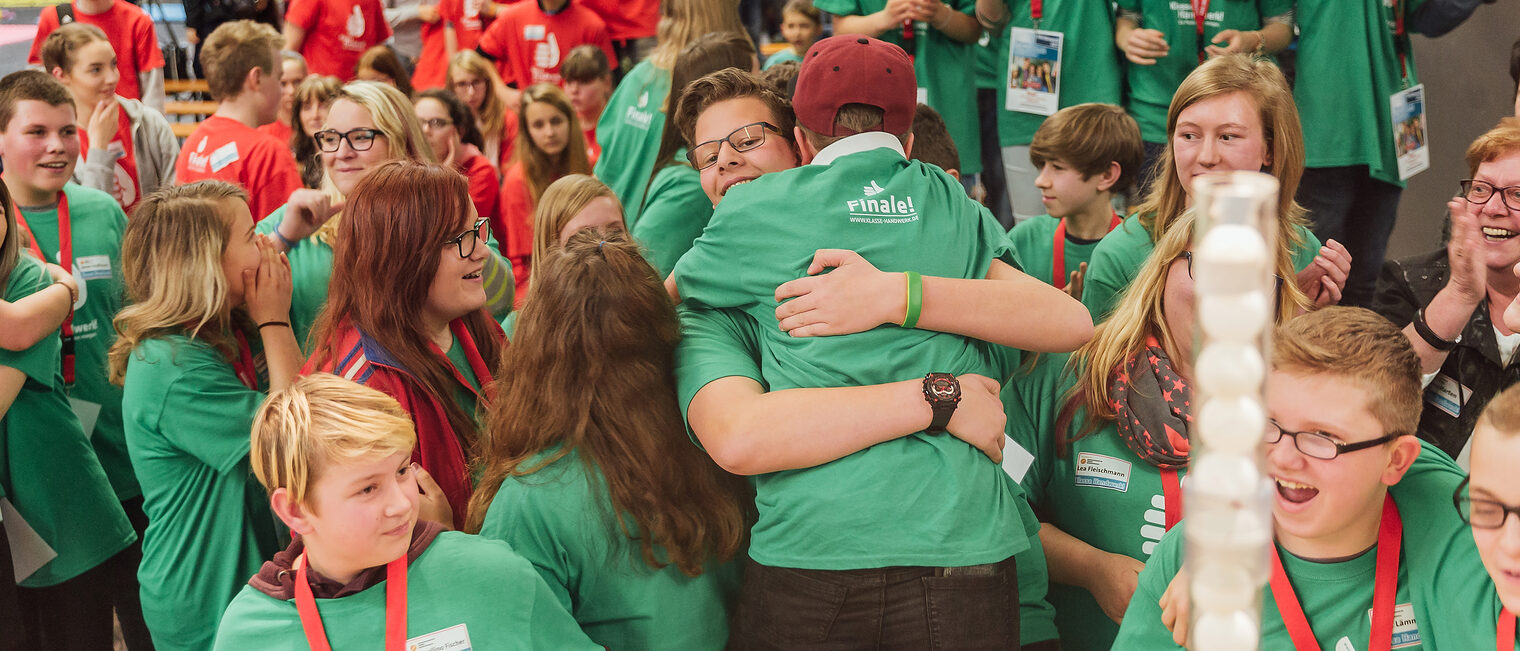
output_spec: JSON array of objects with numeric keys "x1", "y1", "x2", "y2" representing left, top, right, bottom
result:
[
  {"x1": 1113, "y1": 523, "x2": 1186, "y2": 649},
  {"x1": 1289, "y1": 223, "x2": 1323, "y2": 273},
  {"x1": 633, "y1": 163, "x2": 714, "y2": 278},
  {"x1": 675, "y1": 306, "x2": 766, "y2": 435},
  {"x1": 156, "y1": 344, "x2": 265, "y2": 474},
  {"x1": 0, "y1": 262, "x2": 60, "y2": 385},
  {"x1": 1014, "y1": 498, "x2": 1060, "y2": 645},
  {"x1": 1081, "y1": 217, "x2": 1153, "y2": 323}
]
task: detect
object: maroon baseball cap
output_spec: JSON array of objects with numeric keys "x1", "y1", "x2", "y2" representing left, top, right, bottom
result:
[{"x1": 792, "y1": 35, "x2": 917, "y2": 137}]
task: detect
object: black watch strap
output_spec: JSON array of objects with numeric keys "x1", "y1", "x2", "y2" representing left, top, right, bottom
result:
[
  {"x1": 1413, "y1": 307, "x2": 1461, "y2": 351},
  {"x1": 923, "y1": 373, "x2": 960, "y2": 434}
]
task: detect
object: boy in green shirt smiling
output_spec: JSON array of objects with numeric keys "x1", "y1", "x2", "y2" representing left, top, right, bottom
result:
[
  {"x1": 215, "y1": 374, "x2": 599, "y2": 650},
  {"x1": 1115, "y1": 307, "x2": 1492, "y2": 649}
]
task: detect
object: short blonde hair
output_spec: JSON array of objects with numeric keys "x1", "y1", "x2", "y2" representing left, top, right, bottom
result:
[
  {"x1": 1466, "y1": 117, "x2": 1520, "y2": 177},
  {"x1": 249, "y1": 373, "x2": 417, "y2": 506},
  {"x1": 1272, "y1": 306, "x2": 1422, "y2": 438}
]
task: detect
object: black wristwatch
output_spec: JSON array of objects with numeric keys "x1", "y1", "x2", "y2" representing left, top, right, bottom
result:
[
  {"x1": 923, "y1": 373, "x2": 961, "y2": 434},
  {"x1": 1413, "y1": 307, "x2": 1461, "y2": 351}
]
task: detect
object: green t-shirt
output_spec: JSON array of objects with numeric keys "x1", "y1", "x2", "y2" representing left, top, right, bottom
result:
[
  {"x1": 1081, "y1": 214, "x2": 1323, "y2": 323},
  {"x1": 478, "y1": 447, "x2": 741, "y2": 649},
  {"x1": 442, "y1": 333, "x2": 481, "y2": 425},
  {"x1": 1114, "y1": 0, "x2": 1293, "y2": 143},
  {"x1": 976, "y1": 29, "x2": 1007, "y2": 90},
  {"x1": 1007, "y1": 350, "x2": 1189, "y2": 651},
  {"x1": 1008, "y1": 214, "x2": 1107, "y2": 287},
  {"x1": 594, "y1": 59, "x2": 671, "y2": 217},
  {"x1": 122, "y1": 335, "x2": 282, "y2": 651},
  {"x1": 19, "y1": 183, "x2": 136, "y2": 500},
  {"x1": 212, "y1": 531, "x2": 602, "y2": 650},
  {"x1": 1295, "y1": 0, "x2": 1425, "y2": 186},
  {"x1": 674, "y1": 305, "x2": 1031, "y2": 570},
  {"x1": 633, "y1": 159, "x2": 714, "y2": 277},
  {"x1": 763, "y1": 47, "x2": 804, "y2": 69},
  {"x1": 257, "y1": 207, "x2": 334, "y2": 351},
  {"x1": 815, "y1": 0, "x2": 982, "y2": 175},
  {"x1": 1114, "y1": 442, "x2": 1490, "y2": 650},
  {"x1": 0, "y1": 256, "x2": 134, "y2": 588},
  {"x1": 996, "y1": 0, "x2": 1123, "y2": 146}
]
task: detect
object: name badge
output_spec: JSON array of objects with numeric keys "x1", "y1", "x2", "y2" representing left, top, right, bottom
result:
[
  {"x1": 76, "y1": 254, "x2": 112, "y2": 281},
  {"x1": 210, "y1": 142, "x2": 240, "y2": 173},
  {"x1": 1005, "y1": 27, "x2": 1062, "y2": 116},
  {"x1": 408, "y1": 623, "x2": 472, "y2": 650},
  {"x1": 1365, "y1": 602, "x2": 1421, "y2": 649},
  {"x1": 1389, "y1": 84, "x2": 1429, "y2": 180},
  {"x1": 1424, "y1": 373, "x2": 1470, "y2": 418},
  {"x1": 1074, "y1": 452, "x2": 1130, "y2": 492},
  {"x1": 524, "y1": 24, "x2": 546, "y2": 40}
]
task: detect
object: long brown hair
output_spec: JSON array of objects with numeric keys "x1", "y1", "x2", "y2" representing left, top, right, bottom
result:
[
  {"x1": 466, "y1": 229, "x2": 748, "y2": 575},
  {"x1": 307, "y1": 160, "x2": 504, "y2": 445},
  {"x1": 516, "y1": 83, "x2": 592, "y2": 205}
]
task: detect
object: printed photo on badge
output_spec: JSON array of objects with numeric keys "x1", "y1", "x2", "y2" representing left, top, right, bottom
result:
[
  {"x1": 1390, "y1": 84, "x2": 1430, "y2": 181},
  {"x1": 1005, "y1": 28, "x2": 1062, "y2": 117}
]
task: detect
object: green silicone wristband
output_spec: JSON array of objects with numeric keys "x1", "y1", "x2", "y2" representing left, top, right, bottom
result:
[{"x1": 902, "y1": 271, "x2": 922, "y2": 329}]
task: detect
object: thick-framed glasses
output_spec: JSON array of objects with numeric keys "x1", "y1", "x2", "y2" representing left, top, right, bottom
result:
[
  {"x1": 686, "y1": 122, "x2": 781, "y2": 171},
  {"x1": 444, "y1": 218, "x2": 488, "y2": 258},
  {"x1": 420, "y1": 118, "x2": 453, "y2": 130},
  {"x1": 1459, "y1": 179, "x2": 1520, "y2": 211},
  {"x1": 314, "y1": 128, "x2": 384, "y2": 153},
  {"x1": 452, "y1": 78, "x2": 487, "y2": 93},
  {"x1": 1263, "y1": 420, "x2": 1403, "y2": 460},
  {"x1": 1454, "y1": 477, "x2": 1520, "y2": 529}
]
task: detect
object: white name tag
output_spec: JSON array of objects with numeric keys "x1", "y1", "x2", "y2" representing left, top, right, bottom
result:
[
  {"x1": 1001, "y1": 436, "x2": 1035, "y2": 483},
  {"x1": 1366, "y1": 602, "x2": 1421, "y2": 649},
  {"x1": 209, "y1": 142, "x2": 240, "y2": 173},
  {"x1": 1005, "y1": 27, "x2": 1062, "y2": 116},
  {"x1": 1389, "y1": 84, "x2": 1430, "y2": 180},
  {"x1": 1424, "y1": 373, "x2": 1469, "y2": 418},
  {"x1": 76, "y1": 254, "x2": 111, "y2": 281},
  {"x1": 408, "y1": 623, "x2": 472, "y2": 651},
  {"x1": 1074, "y1": 452, "x2": 1130, "y2": 492}
]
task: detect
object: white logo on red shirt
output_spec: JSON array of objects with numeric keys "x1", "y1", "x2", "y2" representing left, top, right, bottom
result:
[
  {"x1": 347, "y1": 5, "x2": 365, "y2": 37},
  {"x1": 533, "y1": 33, "x2": 561, "y2": 76}
]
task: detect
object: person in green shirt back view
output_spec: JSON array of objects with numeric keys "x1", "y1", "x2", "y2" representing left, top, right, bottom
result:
[
  {"x1": 214, "y1": 373, "x2": 599, "y2": 651},
  {"x1": 593, "y1": 0, "x2": 748, "y2": 218},
  {"x1": 469, "y1": 231, "x2": 748, "y2": 650},
  {"x1": 1116, "y1": 307, "x2": 1497, "y2": 650},
  {"x1": 1007, "y1": 102, "x2": 1144, "y2": 295}
]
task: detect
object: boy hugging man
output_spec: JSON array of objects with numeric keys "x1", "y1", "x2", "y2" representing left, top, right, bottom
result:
[
  {"x1": 213, "y1": 374, "x2": 597, "y2": 650},
  {"x1": 1116, "y1": 307, "x2": 1492, "y2": 650},
  {"x1": 670, "y1": 34, "x2": 1090, "y2": 648},
  {"x1": 1008, "y1": 103, "x2": 1144, "y2": 297}
]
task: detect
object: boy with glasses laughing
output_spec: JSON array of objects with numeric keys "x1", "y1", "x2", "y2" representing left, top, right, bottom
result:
[{"x1": 1116, "y1": 306, "x2": 1497, "y2": 649}]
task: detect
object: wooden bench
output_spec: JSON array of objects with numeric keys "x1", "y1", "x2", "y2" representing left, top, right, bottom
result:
[
  {"x1": 164, "y1": 101, "x2": 218, "y2": 117},
  {"x1": 170, "y1": 122, "x2": 198, "y2": 138},
  {"x1": 164, "y1": 78, "x2": 209, "y2": 95}
]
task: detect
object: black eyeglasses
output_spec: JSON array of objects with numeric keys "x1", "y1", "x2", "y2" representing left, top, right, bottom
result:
[
  {"x1": 1263, "y1": 420, "x2": 1404, "y2": 460},
  {"x1": 1459, "y1": 179, "x2": 1520, "y2": 211},
  {"x1": 686, "y1": 122, "x2": 781, "y2": 171},
  {"x1": 313, "y1": 127, "x2": 384, "y2": 153},
  {"x1": 1454, "y1": 477, "x2": 1520, "y2": 529},
  {"x1": 444, "y1": 218, "x2": 488, "y2": 258}
]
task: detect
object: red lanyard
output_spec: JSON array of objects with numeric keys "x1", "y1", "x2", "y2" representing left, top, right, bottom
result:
[
  {"x1": 1501, "y1": 608, "x2": 1515, "y2": 651},
  {"x1": 77, "y1": 102, "x2": 141, "y2": 213},
  {"x1": 1391, "y1": 0, "x2": 1410, "y2": 84},
  {"x1": 1192, "y1": 0, "x2": 1211, "y2": 63},
  {"x1": 231, "y1": 329, "x2": 259, "y2": 391},
  {"x1": 11, "y1": 190, "x2": 76, "y2": 384},
  {"x1": 1051, "y1": 211, "x2": 1123, "y2": 290},
  {"x1": 1160, "y1": 468, "x2": 1183, "y2": 530},
  {"x1": 901, "y1": 19, "x2": 915, "y2": 65},
  {"x1": 1269, "y1": 494, "x2": 1402, "y2": 651},
  {"x1": 294, "y1": 551, "x2": 409, "y2": 651}
]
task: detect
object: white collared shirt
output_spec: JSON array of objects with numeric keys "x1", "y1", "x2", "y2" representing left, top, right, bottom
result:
[{"x1": 809, "y1": 131, "x2": 907, "y2": 166}]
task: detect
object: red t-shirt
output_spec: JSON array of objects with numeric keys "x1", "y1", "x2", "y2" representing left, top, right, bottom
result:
[
  {"x1": 459, "y1": 146, "x2": 500, "y2": 225},
  {"x1": 256, "y1": 119, "x2": 293, "y2": 145},
  {"x1": 584, "y1": 124, "x2": 599, "y2": 167},
  {"x1": 286, "y1": 0, "x2": 391, "y2": 80},
  {"x1": 476, "y1": 1, "x2": 616, "y2": 89},
  {"x1": 412, "y1": 0, "x2": 489, "y2": 90},
  {"x1": 28, "y1": 0, "x2": 164, "y2": 101},
  {"x1": 78, "y1": 102, "x2": 142, "y2": 214},
  {"x1": 577, "y1": 0, "x2": 658, "y2": 41},
  {"x1": 495, "y1": 160, "x2": 534, "y2": 302},
  {"x1": 175, "y1": 116, "x2": 303, "y2": 222}
]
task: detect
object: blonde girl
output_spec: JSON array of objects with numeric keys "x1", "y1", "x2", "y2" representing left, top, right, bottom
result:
[{"x1": 447, "y1": 49, "x2": 519, "y2": 171}]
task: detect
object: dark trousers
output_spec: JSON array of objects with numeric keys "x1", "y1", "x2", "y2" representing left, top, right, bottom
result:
[
  {"x1": 13, "y1": 497, "x2": 154, "y2": 650},
  {"x1": 1295, "y1": 165, "x2": 1404, "y2": 307},
  {"x1": 728, "y1": 556, "x2": 1021, "y2": 650},
  {"x1": 978, "y1": 88, "x2": 1014, "y2": 229},
  {"x1": 1, "y1": 525, "x2": 20, "y2": 651}
]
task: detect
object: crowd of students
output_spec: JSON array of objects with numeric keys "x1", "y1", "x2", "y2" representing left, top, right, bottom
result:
[{"x1": 3, "y1": 0, "x2": 1520, "y2": 649}]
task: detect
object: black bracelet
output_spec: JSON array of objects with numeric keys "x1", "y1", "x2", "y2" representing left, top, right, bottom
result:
[
  {"x1": 257, "y1": 321, "x2": 291, "y2": 330},
  {"x1": 1413, "y1": 307, "x2": 1461, "y2": 351}
]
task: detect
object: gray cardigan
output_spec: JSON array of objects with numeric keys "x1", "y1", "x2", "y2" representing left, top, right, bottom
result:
[{"x1": 71, "y1": 96, "x2": 179, "y2": 206}]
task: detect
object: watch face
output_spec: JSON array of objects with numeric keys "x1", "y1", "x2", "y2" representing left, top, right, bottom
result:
[{"x1": 929, "y1": 376, "x2": 959, "y2": 401}]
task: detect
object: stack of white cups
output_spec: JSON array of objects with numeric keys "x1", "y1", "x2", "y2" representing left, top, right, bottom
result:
[{"x1": 1185, "y1": 172, "x2": 1280, "y2": 651}]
